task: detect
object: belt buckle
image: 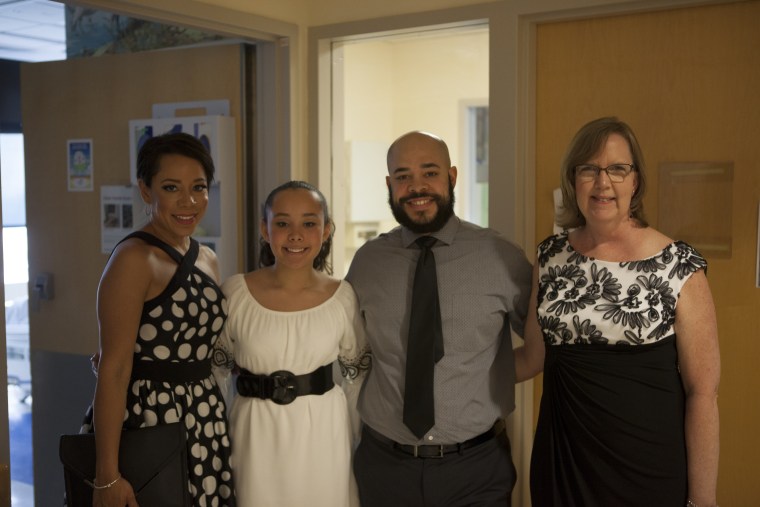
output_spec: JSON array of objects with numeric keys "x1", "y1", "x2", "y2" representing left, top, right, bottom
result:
[
  {"x1": 414, "y1": 444, "x2": 445, "y2": 459},
  {"x1": 269, "y1": 370, "x2": 298, "y2": 405}
]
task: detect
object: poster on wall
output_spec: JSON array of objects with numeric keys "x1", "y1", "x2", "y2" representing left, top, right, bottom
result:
[
  {"x1": 67, "y1": 138, "x2": 93, "y2": 191},
  {"x1": 100, "y1": 185, "x2": 142, "y2": 253}
]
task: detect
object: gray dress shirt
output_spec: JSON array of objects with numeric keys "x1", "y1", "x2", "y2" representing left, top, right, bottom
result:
[{"x1": 346, "y1": 215, "x2": 532, "y2": 445}]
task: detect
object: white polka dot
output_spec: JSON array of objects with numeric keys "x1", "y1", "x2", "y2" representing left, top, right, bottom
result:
[
  {"x1": 191, "y1": 442, "x2": 202, "y2": 458},
  {"x1": 221, "y1": 298, "x2": 228, "y2": 313},
  {"x1": 197, "y1": 402, "x2": 210, "y2": 418},
  {"x1": 198, "y1": 327, "x2": 208, "y2": 337},
  {"x1": 134, "y1": 343, "x2": 142, "y2": 353},
  {"x1": 158, "y1": 392, "x2": 171, "y2": 405},
  {"x1": 184, "y1": 327, "x2": 197, "y2": 341},
  {"x1": 164, "y1": 408, "x2": 179, "y2": 423},
  {"x1": 203, "y1": 287, "x2": 218, "y2": 302},
  {"x1": 199, "y1": 312, "x2": 209, "y2": 325},
  {"x1": 200, "y1": 299, "x2": 208, "y2": 309},
  {"x1": 143, "y1": 410, "x2": 157, "y2": 425},
  {"x1": 193, "y1": 462, "x2": 204, "y2": 475},
  {"x1": 185, "y1": 413, "x2": 196, "y2": 428},
  {"x1": 188, "y1": 302, "x2": 199, "y2": 317},
  {"x1": 194, "y1": 385, "x2": 204, "y2": 397},
  {"x1": 161, "y1": 320, "x2": 173, "y2": 332},
  {"x1": 219, "y1": 485, "x2": 231, "y2": 498},
  {"x1": 148, "y1": 306, "x2": 162, "y2": 318},
  {"x1": 202, "y1": 475, "x2": 218, "y2": 495},
  {"x1": 174, "y1": 287, "x2": 188, "y2": 301},
  {"x1": 153, "y1": 346, "x2": 170, "y2": 360},
  {"x1": 196, "y1": 344, "x2": 209, "y2": 360},
  {"x1": 172, "y1": 303, "x2": 185, "y2": 319},
  {"x1": 180, "y1": 322, "x2": 189, "y2": 331},
  {"x1": 211, "y1": 316, "x2": 224, "y2": 332},
  {"x1": 174, "y1": 385, "x2": 186, "y2": 396},
  {"x1": 214, "y1": 421, "x2": 226, "y2": 435},
  {"x1": 178, "y1": 343, "x2": 192, "y2": 359},
  {"x1": 139, "y1": 323, "x2": 157, "y2": 340}
]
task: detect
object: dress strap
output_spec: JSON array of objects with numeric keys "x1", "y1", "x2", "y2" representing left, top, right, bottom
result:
[
  {"x1": 117, "y1": 231, "x2": 200, "y2": 300},
  {"x1": 117, "y1": 231, "x2": 190, "y2": 265}
]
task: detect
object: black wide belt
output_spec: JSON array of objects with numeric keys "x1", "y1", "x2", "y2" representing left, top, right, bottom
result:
[
  {"x1": 236, "y1": 364, "x2": 334, "y2": 405},
  {"x1": 363, "y1": 423, "x2": 501, "y2": 458},
  {"x1": 131, "y1": 358, "x2": 211, "y2": 383}
]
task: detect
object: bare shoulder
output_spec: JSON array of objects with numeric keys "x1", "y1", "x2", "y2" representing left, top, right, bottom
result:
[
  {"x1": 243, "y1": 267, "x2": 273, "y2": 295},
  {"x1": 99, "y1": 237, "x2": 155, "y2": 300},
  {"x1": 196, "y1": 243, "x2": 221, "y2": 283},
  {"x1": 317, "y1": 272, "x2": 341, "y2": 294},
  {"x1": 645, "y1": 226, "x2": 674, "y2": 247},
  {"x1": 104, "y1": 237, "x2": 153, "y2": 277},
  {"x1": 634, "y1": 227, "x2": 674, "y2": 257}
]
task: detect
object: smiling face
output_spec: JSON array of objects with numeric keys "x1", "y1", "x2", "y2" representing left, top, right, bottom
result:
[
  {"x1": 260, "y1": 188, "x2": 331, "y2": 270},
  {"x1": 139, "y1": 153, "x2": 209, "y2": 246},
  {"x1": 574, "y1": 133, "x2": 638, "y2": 227},
  {"x1": 386, "y1": 132, "x2": 457, "y2": 234}
]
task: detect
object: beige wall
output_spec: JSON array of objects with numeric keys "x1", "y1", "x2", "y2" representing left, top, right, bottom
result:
[
  {"x1": 535, "y1": 1, "x2": 760, "y2": 503},
  {"x1": 342, "y1": 29, "x2": 489, "y2": 218},
  {"x1": 21, "y1": 44, "x2": 244, "y2": 356}
]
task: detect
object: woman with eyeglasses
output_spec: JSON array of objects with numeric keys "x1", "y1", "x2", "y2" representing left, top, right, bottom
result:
[{"x1": 515, "y1": 117, "x2": 720, "y2": 507}]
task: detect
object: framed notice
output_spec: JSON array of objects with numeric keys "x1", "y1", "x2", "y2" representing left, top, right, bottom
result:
[{"x1": 67, "y1": 138, "x2": 93, "y2": 191}]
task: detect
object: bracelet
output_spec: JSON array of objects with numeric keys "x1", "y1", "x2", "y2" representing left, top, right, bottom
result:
[
  {"x1": 686, "y1": 500, "x2": 719, "y2": 507},
  {"x1": 85, "y1": 474, "x2": 122, "y2": 489}
]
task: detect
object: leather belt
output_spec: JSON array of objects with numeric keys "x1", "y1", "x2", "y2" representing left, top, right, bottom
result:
[
  {"x1": 236, "y1": 364, "x2": 334, "y2": 405},
  {"x1": 363, "y1": 423, "x2": 500, "y2": 458}
]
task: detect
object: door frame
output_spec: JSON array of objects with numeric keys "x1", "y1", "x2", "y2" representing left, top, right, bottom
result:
[{"x1": 308, "y1": 1, "x2": 728, "y2": 504}]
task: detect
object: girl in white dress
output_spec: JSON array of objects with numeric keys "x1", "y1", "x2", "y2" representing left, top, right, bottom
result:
[{"x1": 214, "y1": 181, "x2": 370, "y2": 507}]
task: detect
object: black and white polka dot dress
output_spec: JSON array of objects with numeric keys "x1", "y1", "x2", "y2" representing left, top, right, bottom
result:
[{"x1": 112, "y1": 231, "x2": 236, "y2": 506}]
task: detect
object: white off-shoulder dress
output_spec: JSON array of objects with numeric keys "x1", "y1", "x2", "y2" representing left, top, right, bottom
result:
[{"x1": 213, "y1": 275, "x2": 370, "y2": 507}]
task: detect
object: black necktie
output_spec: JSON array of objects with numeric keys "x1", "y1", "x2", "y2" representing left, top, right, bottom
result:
[{"x1": 403, "y1": 236, "x2": 444, "y2": 438}]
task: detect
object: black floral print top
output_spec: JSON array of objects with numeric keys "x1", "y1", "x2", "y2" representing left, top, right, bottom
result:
[{"x1": 536, "y1": 232, "x2": 707, "y2": 346}]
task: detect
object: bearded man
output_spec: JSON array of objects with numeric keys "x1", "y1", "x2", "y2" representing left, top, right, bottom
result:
[{"x1": 346, "y1": 131, "x2": 532, "y2": 506}]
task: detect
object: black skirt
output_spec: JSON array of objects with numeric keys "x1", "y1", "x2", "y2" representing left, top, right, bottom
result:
[{"x1": 530, "y1": 335, "x2": 687, "y2": 507}]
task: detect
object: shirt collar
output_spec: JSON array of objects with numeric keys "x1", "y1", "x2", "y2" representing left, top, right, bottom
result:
[{"x1": 401, "y1": 214, "x2": 460, "y2": 248}]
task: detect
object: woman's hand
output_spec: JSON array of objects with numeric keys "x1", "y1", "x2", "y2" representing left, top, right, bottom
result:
[{"x1": 92, "y1": 476, "x2": 139, "y2": 507}]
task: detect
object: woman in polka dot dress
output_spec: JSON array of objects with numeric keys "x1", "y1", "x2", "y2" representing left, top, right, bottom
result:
[{"x1": 84, "y1": 132, "x2": 236, "y2": 507}]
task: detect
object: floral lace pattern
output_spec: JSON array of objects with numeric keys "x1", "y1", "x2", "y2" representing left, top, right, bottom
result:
[{"x1": 536, "y1": 232, "x2": 707, "y2": 346}]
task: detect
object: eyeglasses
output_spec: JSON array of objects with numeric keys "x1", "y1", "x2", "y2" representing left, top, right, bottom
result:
[{"x1": 574, "y1": 163, "x2": 635, "y2": 183}]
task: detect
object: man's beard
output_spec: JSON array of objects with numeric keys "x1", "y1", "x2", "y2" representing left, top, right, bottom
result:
[{"x1": 387, "y1": 179, "x2": 455, "y2": 234}]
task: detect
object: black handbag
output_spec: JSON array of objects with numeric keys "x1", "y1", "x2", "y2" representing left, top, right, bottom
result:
[{"x1": 59, "y1": 422, "x2": 191, "y2": 506}]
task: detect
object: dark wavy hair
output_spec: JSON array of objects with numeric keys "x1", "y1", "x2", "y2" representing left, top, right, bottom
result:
[
  {"x1": 259, "y1": 181, "x2": 334, "y2": 274},
  {"x1": 136, "y1": 132, "x2": 215, "y2": 187},
  {"x1": 556, "y1": 116, "x2": 648, "y2": 229}
]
